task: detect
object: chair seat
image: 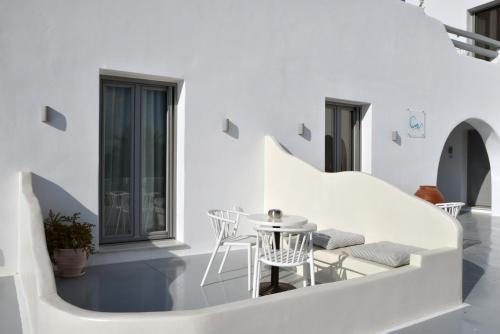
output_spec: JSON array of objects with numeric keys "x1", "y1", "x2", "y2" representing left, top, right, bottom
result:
[
  {"x1": 222, "y1": 235, "x2": 256, "y2": 245},
  {"x1": 259, "y1": 250, "x2": 308, "y2": 267}
]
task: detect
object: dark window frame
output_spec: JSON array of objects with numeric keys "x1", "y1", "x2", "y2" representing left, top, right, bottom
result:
[
  {"x1": 99, "y1": 76, "x2": 176, "y2": 244},
  {"x1": 471, "y1": 2, "x2": 500, "y2": 60}
]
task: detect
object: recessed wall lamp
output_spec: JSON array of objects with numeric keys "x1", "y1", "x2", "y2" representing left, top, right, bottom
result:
[
  {"x1": 297, "y1": 123, "x2": 305, "y2": 136},
  {"x1": 222, "y1": 118, "x2": 230, "y2": 133},
  {"x1": 391, "y1": 130, "x2": 399, "y2": 142},
  {"x1": 41, "y1": 106, "x2": 49, "y2": 122}
]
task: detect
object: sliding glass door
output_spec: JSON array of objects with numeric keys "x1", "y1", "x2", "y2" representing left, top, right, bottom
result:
[{"x1": 100, "y1": 78, "x2": 175, "y2": 243}]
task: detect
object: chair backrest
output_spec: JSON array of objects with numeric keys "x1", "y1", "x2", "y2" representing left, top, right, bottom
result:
[
  {"x1": 207, "y1": 209, "x2": 246, "y2": 241},
  {"x1": 255, "y1": 224, "x2": 316, "y2": 266},
  {"x1": 435, "y1": 202, "x2": 465, "y2": 218}
]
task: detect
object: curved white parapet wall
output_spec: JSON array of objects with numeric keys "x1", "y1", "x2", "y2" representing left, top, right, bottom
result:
[
  {"x1": 18, "y1": 163, "x2": 463, "y2": 334},
  {"x1": 264, "y1": 136, "x2": 462, "y2": 250}
]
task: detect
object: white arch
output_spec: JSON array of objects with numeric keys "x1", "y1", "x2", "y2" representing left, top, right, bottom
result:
[
  {"x1": 436, "y1": 118, "x2": 500, "y2": 215},
  {"x1": 466, "y1": 119, "x2": 500, "y2": 216}
]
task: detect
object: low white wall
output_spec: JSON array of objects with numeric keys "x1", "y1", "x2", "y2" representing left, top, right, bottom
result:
[{"x1": 18, "y1": 161, "x2": 462, "y2": 333}]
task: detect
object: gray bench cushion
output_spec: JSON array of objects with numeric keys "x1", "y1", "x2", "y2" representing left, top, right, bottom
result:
[
  {"x1": 313, "y1": 228, "x2": 365, "y2": 250},
  {"x1": 350, "y1": 241, "x2": 424, "y2": 268}
]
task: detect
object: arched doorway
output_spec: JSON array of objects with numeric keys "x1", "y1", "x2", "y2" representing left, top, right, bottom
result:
[{"x1": 437, "y1": 121, "x2": 491, "y2": 209}]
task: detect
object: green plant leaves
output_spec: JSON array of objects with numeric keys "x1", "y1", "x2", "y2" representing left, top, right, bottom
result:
[{"x1": 44, "y1": 209, "x2": 95, "y2": 259}]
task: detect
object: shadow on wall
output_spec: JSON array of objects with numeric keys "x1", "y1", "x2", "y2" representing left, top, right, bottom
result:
[
  {"x1": 44, "y1": 106, "x2": 67, "y2": 132},
  {"x1": 31, "y1": 173, "x2": 97, "y2": 228},
  {"x1": 224, "y1": 119, "x2": 239, "y2": 139}
]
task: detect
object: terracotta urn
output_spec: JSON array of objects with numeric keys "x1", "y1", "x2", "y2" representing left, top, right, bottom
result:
[
  {"x1": 53, "y1": 248, "x2": 87, "y2": 278},
  {"x1": 415, "y1": 185, "x2": 445, "y2": 204}
]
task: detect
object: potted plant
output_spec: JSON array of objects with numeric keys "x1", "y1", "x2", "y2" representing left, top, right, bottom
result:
[{"x1": 44, "y1": 210, "x2": 95, "y2": 277}]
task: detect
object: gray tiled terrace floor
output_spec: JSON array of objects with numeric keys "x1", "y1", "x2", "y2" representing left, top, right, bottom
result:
[
  {"x1": 0, "y1": 276, "x2": 23, "y2": 334},
  {"x1": 57, "y1": 212, "x2": 500, "y2": 332},
  {"x1": 56, "y1": 248, "x2": 304, "y2": 312},
  {"x1": 393, "y1": 211, "x2": 500, "y2": 333}
]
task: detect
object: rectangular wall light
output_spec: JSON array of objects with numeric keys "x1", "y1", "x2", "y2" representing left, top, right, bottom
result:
[
  {"x1": 297, "y1": 123, "x2": 305, "y2": 136},
  {"x1": 222, "y1": 118, "x2": 229, "y2": 133}
]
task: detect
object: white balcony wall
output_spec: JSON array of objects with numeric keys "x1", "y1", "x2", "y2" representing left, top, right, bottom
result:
[{"x1": 1, "y1": 0, "x2": 500, "y2": 276}]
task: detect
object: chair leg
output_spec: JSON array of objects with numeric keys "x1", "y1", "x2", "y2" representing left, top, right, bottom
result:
[
  {"x1": 247, "y1": 245, "x2": 252, "y2": 291},
  {"x1": 200, "y1": 243, "x2": 220, "y2": 286},
  {"x1": 309, "y1": 257, "x2": 315, "y2": 286},
  {"x1": 302, "y1": 263, "x2": 308, "y2": 287},
  {"x1": 114, "y1": 208, "x2": 122, "y2": 235},
  {"x1": 218, "y1": 245, "x2": 231, "y2": 274},
  {"x1": 252, "y1": 246, "x2": 259, "y2": 298},
  {"x1": 254, "y1": 261, "x2": 261, "y2": 297}
]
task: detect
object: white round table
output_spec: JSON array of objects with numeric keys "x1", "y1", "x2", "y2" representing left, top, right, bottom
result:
[
  {"x1": 247, "y1": 214, "x2": 307, "y2": 227},
  {"x1": 247, "y1": 213, "x2": 308, "y2": 295}
]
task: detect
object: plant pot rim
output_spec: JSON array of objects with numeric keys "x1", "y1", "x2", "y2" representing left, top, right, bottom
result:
[
  {"x1": 54, "y1": 248, "x2": 86, "y2": 253},
  {"x1": 55, "y1": 270, "x2": 87, "y2": 278}
]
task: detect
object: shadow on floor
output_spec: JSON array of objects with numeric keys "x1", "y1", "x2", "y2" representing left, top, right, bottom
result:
[
  {"x1": 463, "y1": 238, "x2": 481, "y2": 249},
  {"x1": 462, "y1": 259, "x2": 484, "y2": 299},
  {"x1": 0, "y1": 277, "x2": 23, "y2": 334},
  {"x1": 57, "y1": 252, "x2": 186, "y2": 312},
  {"x1": 56, "y1": 250, "x2": 304, "y2": 312}
]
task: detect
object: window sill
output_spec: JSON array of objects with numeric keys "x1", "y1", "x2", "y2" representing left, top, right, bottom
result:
[{"x1": 97, "y1": 239, "x2": 186, "y2": 254}]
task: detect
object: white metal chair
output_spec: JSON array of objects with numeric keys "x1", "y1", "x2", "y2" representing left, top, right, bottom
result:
[
  {"x1": 252, "y1": 224, "x2": 316, "y2": 298},
  {"x1": 200, "y1": 209, "x2": 256, "y2": 290},
  {"x1": 436, "y1": 202, "x2": 465, "y2": 218},
  {"x1": 104, "y1": 191, "x2": 130, "y2": 236}
]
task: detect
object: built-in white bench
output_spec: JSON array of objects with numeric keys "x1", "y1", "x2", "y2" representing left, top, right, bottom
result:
[{"x1": 313, "y1": 246, "x2": 392, "y2": 282}]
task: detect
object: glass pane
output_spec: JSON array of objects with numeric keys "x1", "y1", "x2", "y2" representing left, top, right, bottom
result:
[
  {"x1": 325, "y1": 106, "x2": 334, "y2": 172},
  {"x1": 474, "y1": 6, "x2": 500, "y2": 60},
  {"x1": 102, "y1": 85, "x2": 133, "y2": 238},
  {"x1": 339, "y1": 107, "x2": 353, "y2": 171},
  {"x1": 141, "y1": 88, "x2": 167, "y2": 235}
]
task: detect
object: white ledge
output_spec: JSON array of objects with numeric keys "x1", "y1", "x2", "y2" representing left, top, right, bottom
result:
[{"x1": 97, "y1": 239, "x2": 185, "y2": 254}]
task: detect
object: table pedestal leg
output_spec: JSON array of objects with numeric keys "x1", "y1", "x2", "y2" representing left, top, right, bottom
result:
[{"x1": 259, "y1": 229, "x2": 296, "y2": 296}]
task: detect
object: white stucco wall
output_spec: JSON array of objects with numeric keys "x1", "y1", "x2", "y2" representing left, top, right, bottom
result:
[{"x1": 1, "y1": 0, "x2": 500, "y2": 275}]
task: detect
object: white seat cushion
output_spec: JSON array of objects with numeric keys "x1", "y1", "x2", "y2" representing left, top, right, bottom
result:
[
  {"x1": 313, "y1": 246, "x2": 391, "y2": 277},
  {"x1": 350, "y1": 241, "x2": 424, "y2": 268},
  {"x1": 313, "y1": 228, "x2": 365, "y2": 250}
]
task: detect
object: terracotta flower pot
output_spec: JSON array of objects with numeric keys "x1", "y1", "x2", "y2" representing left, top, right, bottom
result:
[
  {"x1": 53, "y1": 248, "x2": 87, "y2": 278},
  {"x1": 415, "y1": 185, "x2": 445, "y2": 204}
]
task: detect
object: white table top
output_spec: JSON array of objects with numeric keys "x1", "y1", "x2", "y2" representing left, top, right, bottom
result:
[{"x1": 247, "y1": 214, "x2": 308, "y2": 227}]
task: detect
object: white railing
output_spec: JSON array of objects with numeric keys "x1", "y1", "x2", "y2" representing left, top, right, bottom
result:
[{"x1": 445, "y1": 25, "x2": 500, "y2": 60}]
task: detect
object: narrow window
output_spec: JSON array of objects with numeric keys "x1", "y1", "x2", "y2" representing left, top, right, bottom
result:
[
  {"x1": 100, "y1": 77, "x2": 175, "y2": 243},
  {"x1": 325, "y1": 103, "x2": 361, "y2": 172}
]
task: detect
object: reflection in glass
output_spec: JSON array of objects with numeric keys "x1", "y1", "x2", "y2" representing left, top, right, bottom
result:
[
  {"x1": 474, "y1": 5, "x2": 500, "y2": 61},
  {"x1": 102, "y1": 85, "x2": 133, "y2": 237},
  {"x1": 141, "y1": 88, "x2": 167, "y2": 234},
  {"x1": 325, "y1": 104, "x2": 361, "y2": 173}
]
